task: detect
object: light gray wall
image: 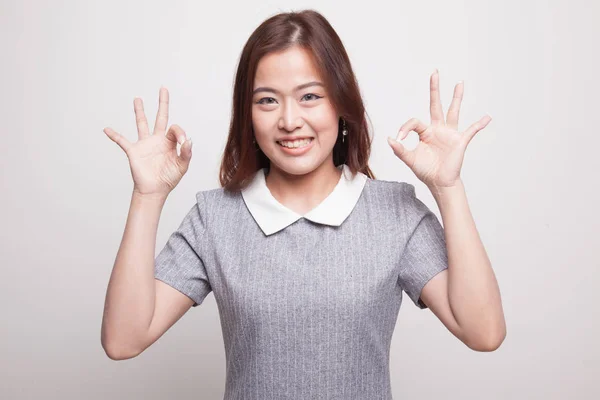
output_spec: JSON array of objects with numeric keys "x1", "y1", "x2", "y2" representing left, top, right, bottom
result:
[{"x1": 1, "y1": 0, "x2": 598, "y2": 399}]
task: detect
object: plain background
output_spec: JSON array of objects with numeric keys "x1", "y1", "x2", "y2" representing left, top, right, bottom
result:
[{"x1": 1, "y1": 0, "x2": 598, "y2": 399}]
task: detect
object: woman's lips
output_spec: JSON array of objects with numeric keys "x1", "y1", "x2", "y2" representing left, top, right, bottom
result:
[{"x1": 276, "y1": 138, "x2": 315, "y2": 156}]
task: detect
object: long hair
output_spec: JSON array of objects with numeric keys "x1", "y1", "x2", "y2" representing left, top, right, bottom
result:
[{"x1": 219, "y1": 9, "x2": 376, "y2": 192}]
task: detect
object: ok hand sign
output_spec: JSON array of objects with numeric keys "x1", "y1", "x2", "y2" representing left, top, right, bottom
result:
[
  {"x1": 104, "y1": 87, "x2": 193, "y2": 197},
  {"x1": 387, "y1": 70, "x2": 492, "y2": 189}
]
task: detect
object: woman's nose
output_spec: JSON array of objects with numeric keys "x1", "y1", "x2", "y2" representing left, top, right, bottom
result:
[{"x1": 278, "y1": 101, "x2": 304, "y2": 131}]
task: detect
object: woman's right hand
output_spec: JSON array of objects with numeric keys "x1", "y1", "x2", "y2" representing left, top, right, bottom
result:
[{"x1": 104, "y1": 87, "x2": 193, "y2": 197}]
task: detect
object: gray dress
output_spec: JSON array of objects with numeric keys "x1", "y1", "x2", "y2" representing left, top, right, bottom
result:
[{"x1": 154, "y1": 164, "x2": 449, "y2": 400}]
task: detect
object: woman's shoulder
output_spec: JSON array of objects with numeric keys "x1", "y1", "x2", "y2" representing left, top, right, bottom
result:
[
  {"x1": 193, "y1": 186, "x2": 241, "y2": 208},
  {"x1": 365, "y1": 177, "x2": 415, "y2": 198},
  {"x1": 363, "y1": 178, "x2": 428, "y2": 220}
]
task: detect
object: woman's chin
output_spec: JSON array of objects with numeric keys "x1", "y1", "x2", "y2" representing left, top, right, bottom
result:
[{"x1": 267, "y1": 155, "x2": 335, "y2": 178}]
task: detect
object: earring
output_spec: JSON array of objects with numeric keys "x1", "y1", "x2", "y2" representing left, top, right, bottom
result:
[{"x1": 342, "y1": 119, "x2": 348, "y2": 144}]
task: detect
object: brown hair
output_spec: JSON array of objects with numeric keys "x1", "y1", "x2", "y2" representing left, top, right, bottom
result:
[{"x1": 219, "y1": 9, "x2": 376, "y2": 192}]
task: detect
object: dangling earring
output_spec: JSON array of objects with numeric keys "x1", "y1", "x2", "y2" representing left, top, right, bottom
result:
[{"x1": 342, "y1": 119, "x2": 348, "y2": 144}]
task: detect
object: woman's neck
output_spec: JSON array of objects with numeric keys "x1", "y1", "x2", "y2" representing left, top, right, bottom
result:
[{"x1": 265, "y1": 161, "x2": 343, "y2": 216}]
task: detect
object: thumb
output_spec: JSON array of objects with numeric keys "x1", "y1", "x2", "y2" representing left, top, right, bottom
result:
[
  {"x1": 178, "y1": 137, "x2": 193, "y2": 170},
  {"x1": 387, "y1": 136, "x2": 414, "y2": 166},
  {"x1": 104, "y1": 127, "x2": 132, "y2": 154}
]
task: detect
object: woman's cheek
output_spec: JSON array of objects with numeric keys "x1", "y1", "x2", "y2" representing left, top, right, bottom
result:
[
  {"x1": 311, "y1": 110, "x2": 339, "y2": 139},
  {"x1": 252, "y1": 113, "x2": 273, "y2": 137},
  {"x1": 312, "y1": 100, "x2": 337, "y2": 124}
]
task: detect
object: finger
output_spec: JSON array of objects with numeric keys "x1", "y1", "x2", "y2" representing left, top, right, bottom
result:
[
  {"x1": 462, "y1": 115, "x2": 492, "y2": 146},
  {"x1": 446, "y1": 81, "x2": 464, "y2": 130},
  {"x1": 430, "y1": 69, "x2": 444, "y2": 124},
  {"x1": 153, "y1": 87, "x2": 170, "y2": 136},
  {"x1": 165, "y1": 124, "x2": 188, "y2": 146},
  {"x1": 387, "y1": 136, "x2": 415, "y2": 167},
  {"x1": 177, "y1": 137, "x2": 193, "y2": 172},
  {"x1": 104, "y1": 127, "x2": 132, "y2": 153},
  {"x1": 133, "y1": 97, "x2": 150, "y2": 139},
  {"x1": 397, "y1": 118, "x2": 428, "y2": 141}
]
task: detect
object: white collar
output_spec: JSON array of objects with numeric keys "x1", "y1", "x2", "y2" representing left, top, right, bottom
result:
[{"x1": 241, "y1": 164, "x2": 368, "y2": 236}]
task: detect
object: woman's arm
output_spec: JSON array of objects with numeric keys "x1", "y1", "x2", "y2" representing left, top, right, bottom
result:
[
  {"x1": 422, "y1": 179, "x2": 506, "y2": 351},
  {"x1": 101, "y1": 191, "x2": 193, "y2": 360}
]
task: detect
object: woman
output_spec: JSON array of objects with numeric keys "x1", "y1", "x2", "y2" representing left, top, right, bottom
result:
[{"x1": 101, "y1": 9, "x2": 505, "y2": 399}]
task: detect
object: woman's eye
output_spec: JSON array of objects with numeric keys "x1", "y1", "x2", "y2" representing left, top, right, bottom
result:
[
  {"x1": 302, "y1": 93, "x2": 322, "y2": 101},
  {"x1": 257, "y1": 97, "x2": 277, "y2": 105},
  {"x1": 256, "y1": 94, "x2": 322, "y2": 105}
]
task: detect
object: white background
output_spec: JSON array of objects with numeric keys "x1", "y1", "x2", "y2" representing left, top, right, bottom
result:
[{"x1": 1, "y1": 0, "x2": 598, "y2": 399}]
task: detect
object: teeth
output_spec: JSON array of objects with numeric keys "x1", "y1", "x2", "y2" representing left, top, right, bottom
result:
[{"x1": 278, "y1": 138, "x2": 312, "y2": 148}]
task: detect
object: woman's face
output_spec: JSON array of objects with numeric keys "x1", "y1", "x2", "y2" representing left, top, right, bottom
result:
[{"x1": 251, "y1": 46, "x2": 339, "y2": 176}]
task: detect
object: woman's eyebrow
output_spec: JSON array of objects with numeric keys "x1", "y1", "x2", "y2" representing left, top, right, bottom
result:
[{"x1": 253, "y1": 81, "x2": 324, "y2": 95}]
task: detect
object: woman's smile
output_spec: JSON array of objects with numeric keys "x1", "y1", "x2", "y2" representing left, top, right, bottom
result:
[{"x1": 276, "y1": 137, "x2": 315, "y2": 155}]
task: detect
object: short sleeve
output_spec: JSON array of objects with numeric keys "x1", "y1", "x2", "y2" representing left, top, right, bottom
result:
[
  {"x1": 397, "y1": 183, "x2": 448, "y2": 309},
  {"x1": 154, "y1": 191, "x2": 212, "y2": 307}
]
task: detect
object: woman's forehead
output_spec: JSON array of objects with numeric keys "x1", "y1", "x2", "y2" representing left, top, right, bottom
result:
[{"x1": 254, "y1": 47, "x2": 323, "y2": 89}]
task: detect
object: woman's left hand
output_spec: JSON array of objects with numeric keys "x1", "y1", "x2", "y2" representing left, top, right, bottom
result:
[{"x1": 387, "y1": 69, "x2": 492, "y2": 189}]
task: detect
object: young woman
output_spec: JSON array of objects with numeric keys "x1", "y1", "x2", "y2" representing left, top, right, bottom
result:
[{"x1": 101, "y1": 9, "x2": 505, "y2": 399}]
